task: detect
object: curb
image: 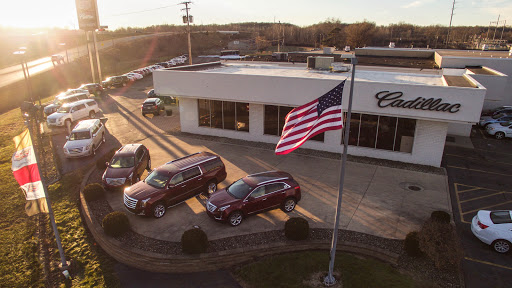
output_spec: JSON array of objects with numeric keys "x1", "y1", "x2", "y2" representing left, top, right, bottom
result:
[{"x1": 80, "y1": 166, "x2": 400, "y2": 273}]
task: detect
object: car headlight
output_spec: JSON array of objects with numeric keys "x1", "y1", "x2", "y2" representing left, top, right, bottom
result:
[
  {"x1": 141, "y1": 198, "x2": 151, "y2": 208},
  {"x1": 85, "y1": 144, "x2": 91, "y2": 150},
  {"x1": 219, "y1": 205, "x2": 230, "y2": 212}
]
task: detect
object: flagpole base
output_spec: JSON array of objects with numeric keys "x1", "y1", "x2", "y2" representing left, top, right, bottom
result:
[{"x1": 323, "y1": 275, "x2": 336, "y2": 287}]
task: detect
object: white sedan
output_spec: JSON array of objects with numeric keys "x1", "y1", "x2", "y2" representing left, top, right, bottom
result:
[
  {"x1": 124, "y1": 73, "x2": 143, "y2": 80},
  {"x1": 486, "y1": 122, "x2": 512, "y2": 140},
  {"x1": 471, "y1": 210, "x2": 512, "y2": 253}
]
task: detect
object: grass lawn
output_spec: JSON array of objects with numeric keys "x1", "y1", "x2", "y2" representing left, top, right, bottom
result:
[
  {"x1": 234, "y1": 251, "x2": 418, "y2": 288},
  {"x1": 0, "y1": 109, "x2": 119, "y2": 287}
]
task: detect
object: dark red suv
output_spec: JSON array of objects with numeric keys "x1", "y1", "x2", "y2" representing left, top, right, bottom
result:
[
  {"x1": 102, "y1": 144, "x2": 151, "y2": 190},
  {"x1": 206, "y1": 171, "x2": 301, "y2": 226},
  {"x1": 123, "y1": 152, "x2": 227, "y2": 218}
]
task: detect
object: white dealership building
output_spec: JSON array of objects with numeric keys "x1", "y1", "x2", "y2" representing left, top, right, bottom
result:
[{"x1": 153, "y1": 49, "x2": 511, "y2": 167}]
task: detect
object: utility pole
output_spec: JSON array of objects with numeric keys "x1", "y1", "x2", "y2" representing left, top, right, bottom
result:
[
  {"x1": 180, "y1": 1, "x2": 193, "y2": 65},
  {"x1": 446, "y1": 0, "x2": 456, "y2": 47}
]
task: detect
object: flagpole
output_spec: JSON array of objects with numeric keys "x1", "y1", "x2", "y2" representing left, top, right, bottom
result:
[
  {"x1": 25, "y1": 119, "x2": 70, "y2": 278},
  {"x1": 324, "y1": 57, "x2": 357, "y2": 286}
]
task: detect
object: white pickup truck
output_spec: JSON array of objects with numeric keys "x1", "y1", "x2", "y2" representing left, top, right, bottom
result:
[{"x1": 46, "y1": 99, "x2": 100, "y2": 127}]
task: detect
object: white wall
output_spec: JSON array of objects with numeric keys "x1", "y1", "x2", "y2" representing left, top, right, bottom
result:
[
  {"x1": 180, "y1": 98, "x2": 448, "y2": 167},
  {"x1": 447, "y1": 123, "x2": 472, "y2": 136}
]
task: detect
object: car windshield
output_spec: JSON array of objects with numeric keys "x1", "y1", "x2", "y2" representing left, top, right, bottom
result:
[
  {"x1": 110, "y1": 156, "x2": 135, "y2": 168},
  {"x1": 69, "y1": 131, "x2": 90, "y2": 140},
  {"x1": 144, "y1": 170, "x2": 170, "y2": 189},
  {"x1": 58, "y1": 106, "x2": 71, "y2": 113},
  {"x1": 492, "y1": 113, "x2": 505, "y2": 119},
  {"x1": 226, "y1": 179, "x2": 253, "y2": 199}
]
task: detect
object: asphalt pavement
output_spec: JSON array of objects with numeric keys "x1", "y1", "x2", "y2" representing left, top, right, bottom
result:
[{"x1": 443, "y1": 126, "x2": 512, "y2": 288}]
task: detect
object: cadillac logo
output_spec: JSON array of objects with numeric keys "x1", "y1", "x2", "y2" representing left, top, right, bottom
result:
[{"x1": 375, "y1": 91, "x2": 461, "y2": 113}]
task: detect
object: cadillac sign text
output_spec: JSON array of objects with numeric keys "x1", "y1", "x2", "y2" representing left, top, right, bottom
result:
[{"x1": 375, "y1": 91, "x2": 461, "y2": 113}]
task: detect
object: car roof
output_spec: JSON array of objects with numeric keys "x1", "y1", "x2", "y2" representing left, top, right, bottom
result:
[
  {"x1": 72, "y1": 119, "x2": 99, "y2": 131},
  {"x1": 243, "y1": 171, "x2": 292, "y2": 187},
  {"x1": 158, "y1": 152, "x2": 218, "y2": 174},
  {"x1": 116, "y1": 144, "x2": 143, "y2": 156},
  {"x1": 61, "y1": 99, "x2": 95, "y2": 107},
  {"x1": 144, "y1": 98, "x2": 159, "y2": 103}
]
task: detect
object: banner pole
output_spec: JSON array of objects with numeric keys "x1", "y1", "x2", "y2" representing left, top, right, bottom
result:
[
  {"x1": 25, "y1": 120, "x2": 70, "y2": 278},
  {"x1": 324, "y1": 57, "x2": 357, "y2": 286}
]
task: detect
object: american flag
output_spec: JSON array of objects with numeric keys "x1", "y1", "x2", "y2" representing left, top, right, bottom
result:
[{"x1": 275, "y1": 80, "x2": 345, "y2": 155}]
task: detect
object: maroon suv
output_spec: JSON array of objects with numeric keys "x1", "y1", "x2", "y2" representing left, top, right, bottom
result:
[
  {"x1": 206, "y1": 171, "x2": 301, "y2": 226},
  {"x1": 124, "y1": 152, "x2": 227, "y2": 218},
  {"x1": 102, "y1": 144, "x2": 151, "y2": 190}
]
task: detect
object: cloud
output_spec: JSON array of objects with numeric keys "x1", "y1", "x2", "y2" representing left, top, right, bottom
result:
[{"x1": 402, "y1": 1, "x2": 423, "y2": 8}]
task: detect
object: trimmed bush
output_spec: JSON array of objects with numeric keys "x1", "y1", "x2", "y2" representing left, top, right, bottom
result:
[
  {"x1": 285, "y1": 217, "x2": 309, "y2": 240},
  {"x1": 404, "y1": 231, "x2": 422, "y2": 257},
  {"x1": 181, "y1": 228, "x2": 208, "y2": 254},
  {"x1": 102, "y1": 211, "x2": 130, "y2": 237},
  {"x1": 430, "y1": 211, "x2": 451, "y2": 223},
  {"x1": 418, "y1": 219, "x2": 463, "y2": 269},
  {"x1": 96, "y1": 146, "x2": 122, "y2": 170},
  {"x1": 83, "y1": 183, "x2": 105, "y2": 201}
]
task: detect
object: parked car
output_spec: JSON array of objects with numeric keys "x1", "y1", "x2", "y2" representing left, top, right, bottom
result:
[
  {"x1": 479, "y1": 113, "x2": 512, "y2": 128},
  {"x1": 147, "y1": 89, "x2": 176, "y2": 105},
  {"x1": 156, "y1": 62, "x2": 170, "y2": 68},
  {"x1": 123, "y1": 152, "x2": 227, "y2": 218},
  {"x1": 471, "y1": 210, "x2": 512, "y2": 253},
  {"x1": 141, "y1": 98, "x2": 165, "y2": 116},
  {"x1": 56, "y1": 88, "x2": 90, "y2": 98},
  {"x1": 43, "y1": 93, "x2": 89, "y2": 117},
  {"x1": 47, "y1": 99, "x2": 100, "y2": 127},
  {"x1": 63, "y1": 119, "x2": 105, "y2": 158},
  {"x1": 51, "y1": 54, "x2": 65, "y2": 64},
  {"x1": 79, "y1": 83, "x2": 104, "y2": 96},
  {"x1": 206, "y1": 171, "x2": 301, "y2": 226},
  {"x1": 103, "y1": 144, "x2": 151, "y2": 190},
  {"x1": 344, "y1": 46, "x2": 351, "y2": 52},
  {"x1": 481, "y1": 106, "x2": 512, "y2": 117},
  {"x1": 102, "y1": 76, "x2": 129, "y2": 88},
  {"x1": 124, "y1": 73, "x2": 143, "y2": 80},
  {"x1": 486, "y1": 122, "x2": 512, "y2": 139}
]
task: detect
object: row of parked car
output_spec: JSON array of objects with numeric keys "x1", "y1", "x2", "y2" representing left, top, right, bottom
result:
[
  {"x1": 479, "y1": 105, "x2": 512, "y2": 139},
  {"x1": 98, "y1": 148, "x2": 301, "y2": 226}
]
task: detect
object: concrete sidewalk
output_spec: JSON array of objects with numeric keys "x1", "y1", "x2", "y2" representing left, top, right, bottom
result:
[{"x1": 105, "y1": 133, "x2": 451, "y2": 242}]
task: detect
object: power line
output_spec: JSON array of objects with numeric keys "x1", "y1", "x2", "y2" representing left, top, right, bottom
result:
[{"x1": 105, "y1": 4, "x2": 179, "y2": 18}]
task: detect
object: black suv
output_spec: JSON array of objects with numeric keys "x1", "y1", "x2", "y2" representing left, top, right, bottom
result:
[
  {"x1": 102, "y1": 76, "x2": 129, "y2": 89},
  {"x1": 79, "y1": 83, "x2": 104, "y2": 96}
]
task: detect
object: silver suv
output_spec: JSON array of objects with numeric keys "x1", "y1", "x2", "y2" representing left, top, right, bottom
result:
[
  {"x1": 47, "y1": 99, "x2": 100, "y2": 127},
  {"x1": 63, "y1": 119, "x2": 106, "y2": 157}
]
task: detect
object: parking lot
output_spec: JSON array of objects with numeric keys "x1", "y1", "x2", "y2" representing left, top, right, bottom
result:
[{"x1": 443, "y1": 126, "x2": 512, "y2": 288}]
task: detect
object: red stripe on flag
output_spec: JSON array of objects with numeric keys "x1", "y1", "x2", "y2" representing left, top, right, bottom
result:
[{"x1": 12, "y1": 163, "x2": 41, "y2": 186}]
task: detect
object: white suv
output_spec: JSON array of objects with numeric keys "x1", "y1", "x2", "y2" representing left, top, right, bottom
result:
[
  {"x1": 63, "y1": 119, "x2": 106, "y2": 157},
  {"x1": 47, "y1": 99, "x2": 100, "y2": 127}
]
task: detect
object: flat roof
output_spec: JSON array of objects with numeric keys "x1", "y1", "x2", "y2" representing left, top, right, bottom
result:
[
  {"x1": 202, "y1": 62, "x2": 445, "y2": 86},
  {"x1": 436, "y1": 49, "x2": 512, "y2": 59}
]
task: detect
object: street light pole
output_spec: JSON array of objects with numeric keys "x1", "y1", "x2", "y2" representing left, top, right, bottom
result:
[{"x1": 180, "y1": 1, "x2": 193, "y2": 65}]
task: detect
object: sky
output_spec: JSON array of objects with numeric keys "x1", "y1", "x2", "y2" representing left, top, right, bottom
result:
[{"x1": 0, "y1": 0, "x2": 510, "y2": 30}]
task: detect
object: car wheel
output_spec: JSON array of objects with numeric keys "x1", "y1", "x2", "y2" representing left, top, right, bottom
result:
[
  {"x1": 146, "y1": 158, "x2": 151, "y2": 171},
  {"x1": 206, "y1": 181, "x2": 217, "y2": 196},
  {"x1": 89, "y1": 111, "x2": 96, "y2": 119},
  {"x1": 282, "y1": 197, "x2": 297, "y2": 212},
  {"x1": 495, "y1": 132, "x2": 505, "y2": 140},
  {"x1": 142, "y1": 113, "x2": 146, "y2": 117},
  {"x1": 152, "y1": 202, "x2": 166, "y2": 218},
  {"x1": 91, "y1": 145, "x2": 96, "y2": 156},
  {"x1": 492, "y1": 239, "x2": 510, "y2": 253},
  {"x1": 228, "y1": 211, "x2": 243, "y2": 226},
  {"x1": 101, "y1": 133, "x2": 105, "y2": 143}
]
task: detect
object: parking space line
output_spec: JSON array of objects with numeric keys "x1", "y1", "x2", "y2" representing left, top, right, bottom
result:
[
  {"x1": 447, "y1": 165, "x2": 512, "y2": 177},
  {"x1": 445, "y1": 153, "x2": 512, "y2": 166},
  {"x1": 464, "y1": 257, "x2": 512, "y2": 271},
  {"x1": 459, "y1": 192, "x2": 505, "y2": 203},
  {"x1": 456, "y1": 186, "x2": 481, "y2": 194},
  {"x1": 473, "y1": 148, "x2": 512, "y2": 157},
  {"x1": 461, "y1": 200, "x2": 512, "y2": 215},
  {"x1": 454, "y1": 183, "x2": 471, "y2": 224}
]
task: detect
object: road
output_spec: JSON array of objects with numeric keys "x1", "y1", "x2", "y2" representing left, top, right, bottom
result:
[
  {"x1": 0, "y1": 32, "x2": 176, "y2": 89},
  {"x1": 442, "y1": 126, "x2": 512, "y2": 288}
]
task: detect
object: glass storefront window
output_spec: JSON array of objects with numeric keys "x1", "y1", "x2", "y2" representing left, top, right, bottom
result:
[
  {"x1": 211, "y1": 100, "x2": 223, "y2": 129},
  {"x1": 358, "y1": 114, "x2": 378, "y2": 148},
  {"x1": 198, "y1": 99, "x2": 210, "y2": 127},
  {"x1": 236, "y1": 102, "x2": 249, "y2": 132},
  {"x1": 264, "y1": 105, "x2": 279, "y2": 135},
  {"x1": 376, "y1": 116, "x2": 397, "y2": 151},
  {"x1": 223, "y1": 102, "x2": 236, "y2": 130},
  {"x1": 394, "y1": 118, "x2": 416, "y2": 153},
  {"x1": 197, "y1": 99, "x2": 249, "y2": 132}
]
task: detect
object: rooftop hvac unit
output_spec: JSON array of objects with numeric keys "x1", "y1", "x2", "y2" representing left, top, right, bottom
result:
[
  {"x1": 307, "y1": 56, "x2": 316, "y2": 69},
  {"x1": 314, "y1": 57, "x2": 334, "y2": 70}
]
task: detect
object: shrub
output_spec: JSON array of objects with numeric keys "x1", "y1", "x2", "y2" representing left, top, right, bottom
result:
[
  {"x1": 285, "y1": 217, "x2": 309, "y2": 240},
  {"x1": 430, "y1": 211, "x2": 451, "y2": 223},
  {"x1": 418, "y1": 219, "x2": 463, "y2": 270},
  {"x1": 83, "y1": 183, "x2": 105, "y2": 201},
  {"x1": 404, "y1": 231, "x2": 422, "y2": 257},
  {"x1": 102, "y1": 211, "x2": 130, "y2": 237},
  {"x1": 96, "y1": 146, "x2": 121, "y2": 170},
  {"x1": 181, "y1": 228, "x2": 208, "y2": 254}
]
